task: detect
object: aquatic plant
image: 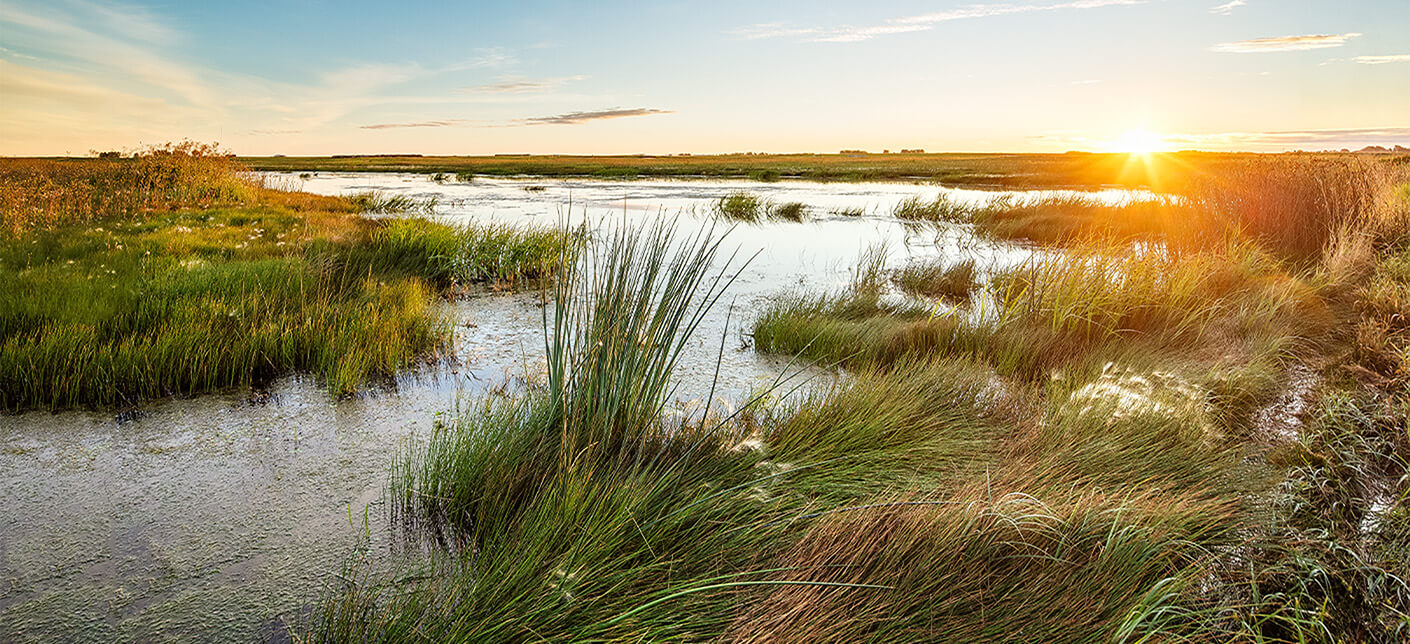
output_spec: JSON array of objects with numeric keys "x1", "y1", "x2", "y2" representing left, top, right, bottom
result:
[
  {"x1": 893, "y1": 258, "x2": 978, "y2": 302},
  {"x1": 714, "y1": 191, "x2": 765, "y2": 222},
  {"x1": 891, "y1": 193, "x2": 971, "y2": 223},
  {"x1": 767, "y1": 201, "x2": 809, "y2": 222},
  {"x1": 346, "y1": 191, "x2": 438, "y2": 214}
]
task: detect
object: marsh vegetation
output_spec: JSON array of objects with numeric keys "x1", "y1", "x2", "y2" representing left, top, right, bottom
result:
[
  {"x1": 303, "y1": 156, "x2": 1410, "y2": 642},
  {"x1": 4, "y1": 149, "x2": 1409, "y2": 643},
  {"x1": 0, "y1": 146, "x2": 574, "y2": 410}
]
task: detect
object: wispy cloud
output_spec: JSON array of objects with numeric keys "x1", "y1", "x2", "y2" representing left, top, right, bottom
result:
[
  {"x1": 461, "y1": 75, "x2": 585, "y2": 94},
  {"x1": 520, "y1": 108, "x2": 673, "y2": 125},
  {"x1": 1350, "y1": 54, "x2": 1410, "y2": 65},
  {"x1": 359, "y1": 120, "x2": 466, "y2": 130},
  {"x1": 730, "y1": 0, "x2": 1145, "y2": 43},
  {"x1": 0, "y1": 0, "x2": 213, "y2": 107},
  {"x1": 457, "y1": 47, "x2": 517, "y2": 69},
  {"x1": 1211, "y1": 33, "x2": 1361, "y2": 53},
  {"x1": 1209, "y1": 0, "x2": 1246, "y2": 16}
]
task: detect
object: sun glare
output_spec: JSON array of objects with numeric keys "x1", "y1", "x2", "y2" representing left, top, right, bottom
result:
[{"x1": 1110, "y1": 129, "x2": 1166, "y2": 155}]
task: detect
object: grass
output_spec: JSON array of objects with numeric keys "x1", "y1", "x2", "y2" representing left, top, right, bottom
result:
[
  {"x1": 713, "y1": 192, "x2": 811, "y2": 223},
  {"x1": 744, "y1": 162, "x2": 1410, "y2": 641},
  {"x1": 19, "y1": 145, "x2": 1396, "y2": 639},
  {"x1": 310, "y1": 221, "x2": 1260, "y2": 642},
  {"x1": 768, "y1": 201, "x2": 809, "y2": 222},
  {"x1": 755, "y1": 240, "x2": 1326, "y2": 391},
  {"x1": 892, "y1": 258, "x2": 978, "y2": 302},
  {"x1": 891, "y1": 156, "x2": 1405, "y2": 264},
  {"x1": 0, "y1": 141, "x2": 259, "y2": 236},
  {"x1": 714, "y1": 191, "x2": 765, "y2": 222},
  {"x1": 346, "y1": 191, "x2": 437, "y2": 214},
  {"x1": 0, "y1": 149, "x2": 576, "y2": 411}
]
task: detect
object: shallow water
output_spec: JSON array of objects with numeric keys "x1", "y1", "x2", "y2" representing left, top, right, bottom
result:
[{"x1": 1, "y1": 174, "x2": 1102, "y2": 642}]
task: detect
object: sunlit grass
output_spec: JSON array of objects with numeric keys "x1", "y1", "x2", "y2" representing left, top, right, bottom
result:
[
  {"x1": 0, "y1": 151, "x2": 576, "y2": 410},
  {"x1": 311, "y1": 223, "x2": 1240, "y2": 642}
]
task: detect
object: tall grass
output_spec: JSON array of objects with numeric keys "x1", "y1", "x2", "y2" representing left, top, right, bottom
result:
[
  {"x1": 893, "y1": 258, "x2": 978, "y2": 302},
  {"x1": 1179, "y1": 155, "x2": 1405, "y2": 261},
  {"x1": 311, "y1": 221, "x2": 1249, "y2": 642},
  {"x1": 0, "y1": 142, "x2": 259, "y2": 236},
  {"x1": 0, "y1": 153, "x2": 575, "y2": 410},
  {"x1": 755, "y1": 241, "x2": 1326, "y2": 382},
  {"x1": 742, "y1": 164, "x2": 1410, "y2": 642},
  {"x1": 889, "y1": 157, "x2": 1408, "y2": 263}
]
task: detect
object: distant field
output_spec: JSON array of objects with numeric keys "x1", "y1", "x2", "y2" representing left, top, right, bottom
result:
[{"x1": 238, "y1": 151, "x2": 1328, "y2": 190}]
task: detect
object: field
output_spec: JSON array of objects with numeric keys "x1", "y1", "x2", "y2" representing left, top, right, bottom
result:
[{"x1": 233, "y1": 151, "x2": 1408, "y2": 190}]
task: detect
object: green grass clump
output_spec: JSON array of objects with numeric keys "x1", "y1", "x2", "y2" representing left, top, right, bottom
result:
[
  {"x1": 893, "y1": 258, "x2": 978, "y2": 302},
  {"x1": 714, "y1": 191, "x2": 765, "y2": 222},
  {"x1": 767, "y1": 201, "x2": 809, "y2": 222},
  {"x1": 0, "y1": 156, "x2": 575, "y2": 411},
  {"x1": 754, "y1": 242, "x2": 1326, "y2": 380},
  {"x1": 713, "y1": 193, "x2": 812, "y2": 224},
  {"x1": 969, "y1": 194, "x2": 1190, "y2": 245},
  {"x1": 892, "y1": 193, "x2": 972, "y2": 223},
  {"x1": 346, "y1": 191, "x2": 437, "y2": 214}
]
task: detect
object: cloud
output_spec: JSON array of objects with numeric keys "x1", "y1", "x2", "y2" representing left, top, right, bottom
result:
[
  {"x1": 520, "y1": 108, "x2": 673, "y2": 125},
  {"x1": 461, "y1": 75, "x2": 585, "y2": 94},
  {"x1": 1211, "y1": 33, "x2": 1361, "y2": 53},
  {"x1": 1209, "y1": 0, "x2": 1246, "y2": 16},
  {"x1": 1351, "y1": 54, "x2": 1410, "y2": 65},
  {"x1": 452, "y1": 47, "x2": 517, "y2": 69},
  {"x1": 359, "y1": 120, "x2": 466, "y2": 130},
  {"x1": 730, "y1": 0, "x2": 1145, "y2": 43},
  {"x1": 0, "y1": 0, "x2": 213, "y2": 107},
  {"x1": 727, "y1": 23, "x2": 823, "y2": 40}
]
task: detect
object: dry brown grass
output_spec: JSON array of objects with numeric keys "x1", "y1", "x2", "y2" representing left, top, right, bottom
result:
[{"x1": 0, "y1": 141, "x2": 262, "y2": 236}]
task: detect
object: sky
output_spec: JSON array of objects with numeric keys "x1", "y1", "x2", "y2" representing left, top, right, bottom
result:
[{"x1": 1, "y1": 0, "x2": 1407, "y2": 155}]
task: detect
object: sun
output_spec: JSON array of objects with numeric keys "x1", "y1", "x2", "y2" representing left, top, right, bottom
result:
[{"x1": 1109, "y1": 129, "x2": 1166, "y2": 155}]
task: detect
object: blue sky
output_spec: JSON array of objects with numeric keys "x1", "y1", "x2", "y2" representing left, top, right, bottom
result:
[{"x1": 1, "y1": 0, "x2": 1407, "y2": 154}]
